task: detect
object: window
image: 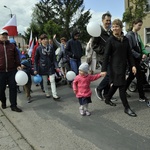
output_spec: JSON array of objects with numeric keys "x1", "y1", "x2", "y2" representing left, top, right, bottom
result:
[
  {"x1": 146, "y1": 28, "x2": 150, "y2": 44},
  {"x1": 146, "y1": 0, "x2": 150, "y2": 11}
]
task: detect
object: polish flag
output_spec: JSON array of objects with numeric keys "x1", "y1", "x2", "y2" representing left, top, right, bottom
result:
[
  {"x1": 28, "y1": 40, "x2": 34, "y2": 57},
  {"x1": 28, "y1": 30, "x2": 33, "y2": 47},
  {"x1": 3, "y1": 15, "x2": 18, "y2": 36}
]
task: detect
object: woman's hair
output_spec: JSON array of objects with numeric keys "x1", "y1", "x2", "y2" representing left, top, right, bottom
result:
[
  {"x1": 112, "y1": 19, "x2": 123, "y2": 28},
  {"x1": 132, "y1": 18, "x2": 143, "y2": 26},
  {"x1": 128, "y1": 19, "x2": 143, "y2": 31},
  {"x1": 40, "y1": 34, "x2": 48, "y2": 40}
]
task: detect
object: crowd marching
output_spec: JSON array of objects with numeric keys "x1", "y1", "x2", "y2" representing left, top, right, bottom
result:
[{"x1": 0, "y1": 12, "x2": 150, "y2": 117}]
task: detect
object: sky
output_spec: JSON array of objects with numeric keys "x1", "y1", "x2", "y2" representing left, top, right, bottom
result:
[{"x1": 0, "y1": 0, "x2": 125, "y2": 35}]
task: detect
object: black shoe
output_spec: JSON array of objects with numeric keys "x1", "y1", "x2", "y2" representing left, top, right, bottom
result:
[
  {"x1": 1, "y1": 103, "x2": 6, "y2": 109},
  {"x1": 11, "y1": 107, "x2": 22, "y2": 112},
  {"x1": 126, "y1": 92, "x2": 131, "y2": 98},
  {"x1": 124, "y1": 108, "x2": 137, "y2": 117},
  {"x1": 95, "y1": 88, "x2": 103, "y2": 100},
  {"x1": 105, "y1": 100, "x2": 116, "y2": 106},
  {"x1": 41, "y1": 89, "x2": 45, "y2": 93}
]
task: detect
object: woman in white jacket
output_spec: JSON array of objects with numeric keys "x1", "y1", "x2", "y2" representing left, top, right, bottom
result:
[{"x1": 86, "y1": 38, "x2": 97, "y2": 74}]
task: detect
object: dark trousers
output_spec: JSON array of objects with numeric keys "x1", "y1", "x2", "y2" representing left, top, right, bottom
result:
[
  {"x1": 97, "y1": 65, "x2": 110, "y2": 96},
  {"x1": 105, "y1": 84, "x2": 130, "y2": 109},
  {"x1": 126, "y1": 61, "x2": 145, "y2": 98},
  {"x1": 0, "y1": 70, "x2": 17, "y2": 107}
]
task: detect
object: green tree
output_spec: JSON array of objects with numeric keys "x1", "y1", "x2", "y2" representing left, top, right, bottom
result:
[
  {"x1": 24, "y1": 0, "x2": 91, "y2": 43},
  {"x1": 122, "y1": 0, "x2": 148, "y2": 30}
]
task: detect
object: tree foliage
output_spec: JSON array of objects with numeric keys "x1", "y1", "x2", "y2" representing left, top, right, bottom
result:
[
  {"x1": 122, "y1": 0, "x2": 148, "y2": 30},
  {"x1": 24, "y1": 0, "x2": 91, "y2": 43}
]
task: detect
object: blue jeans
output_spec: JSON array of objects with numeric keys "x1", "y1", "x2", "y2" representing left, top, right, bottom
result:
[
  {"x1": 69, "y1": 58, "x2": 81, "y2": 75},
  {"x1": 0, "y1": 70, "x2": 17, "y2": 107}
]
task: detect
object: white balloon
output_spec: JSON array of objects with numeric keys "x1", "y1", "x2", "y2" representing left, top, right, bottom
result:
[
  {"x1": 66, "y1": 71, "x2": 76, "y2": 81},
  {"x1": 87, "y1": 22, "x2": 101, "y2": 37},
  {"x1": 15, "y1": 70, "x2": 28, "y2": 86}
]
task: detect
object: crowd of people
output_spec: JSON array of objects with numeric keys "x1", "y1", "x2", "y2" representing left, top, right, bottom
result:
[{"x1": 0, "y1": 12, "x2": 150, "y2": 117}]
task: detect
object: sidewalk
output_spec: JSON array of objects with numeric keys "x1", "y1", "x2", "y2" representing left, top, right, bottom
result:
[{"x1": 0, "y1": 109, "x2": 34, "y2": 150}]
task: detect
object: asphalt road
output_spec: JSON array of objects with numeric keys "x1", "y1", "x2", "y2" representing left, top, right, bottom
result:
[{"x1": 2, "y1": 74, "x2": 150, "y2": 150}]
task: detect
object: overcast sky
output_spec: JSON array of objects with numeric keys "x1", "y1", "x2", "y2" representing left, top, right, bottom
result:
[{"x1": 0, "y1": 0, "x2": 125, "y2": 35}]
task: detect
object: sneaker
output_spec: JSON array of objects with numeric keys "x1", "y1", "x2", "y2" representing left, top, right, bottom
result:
[
  {"x1": 139, "y1": 96, "x2": 148, "y2": 102},
  {"x1": 146, "y1": 100, "x2": 150, "y2": 107},
  {"x1": 53, "y1": 95, "x2": 60, "y2": 100},
  {"x1": 11, "y1": 107, "x2": 22, "y2": 112},
  {"x1": 27, "y1": 97, "x2": 32, "y2": 103},
  {"x1": 85, "y1": 110, "x2": 91, "y2": 116},
  {"x1": 79, "y1": 107, "x2": 85, "y2": 116},
  {"x1": 110, "y1": 97, "x2": 117, "y2": 102},
  {"x1": 95, "y1": 88, "x2": 103, "y2": 100},
  {"x1": 46, "y1": 94, "x2": 50, "y2": 98}
]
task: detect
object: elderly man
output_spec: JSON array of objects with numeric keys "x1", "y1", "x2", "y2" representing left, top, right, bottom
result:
[{"x1": 0, "y1": 29, "x2": 22, "y2": 112}]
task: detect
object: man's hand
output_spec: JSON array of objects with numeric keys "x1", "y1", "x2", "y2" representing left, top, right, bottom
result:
[
  {"x1": 17, "y1": 66, "x2": 21, "y2": 70},
  {"x1": 132, "y1": 66, "x2": 136, "y2": 75},
  {"x1": 142, "y1": 54, "x2": 147, "y2": 59},
  {"x1": 53, "y1": 34, "x2": 56, "y2": 39},
  {"x1": 100, "y1": 72, "x2": 107, "y2": 77},
  {"x1": 34, "y1": 71, "x2": 38, "y2": 75},
  {"x1": 55, "y1": 68, "x2": 60, "y2": 72}
]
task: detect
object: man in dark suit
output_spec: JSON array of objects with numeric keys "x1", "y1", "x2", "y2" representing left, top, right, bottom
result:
[{"x1": 92, "y1": 12, "x2": 116, "y2": 101}]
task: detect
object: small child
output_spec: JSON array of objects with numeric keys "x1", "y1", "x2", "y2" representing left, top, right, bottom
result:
[
  {"x1": 21, "y1": 59, "x2": 33, "y2": 103},
  {"x1": 73, "y1": 62, "x2": 102, "y2": 116}
]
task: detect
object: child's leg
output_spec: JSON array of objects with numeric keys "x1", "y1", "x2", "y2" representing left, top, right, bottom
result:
[
  {"x1": 25, "y1": 83, "x2": 32, "y2": 103},
  {"x1": 79, "y1": 105, "x2": 85, "y2": 116},
  {"x1": 84, "y1": 103, "x2": 91, "y2": 116}
]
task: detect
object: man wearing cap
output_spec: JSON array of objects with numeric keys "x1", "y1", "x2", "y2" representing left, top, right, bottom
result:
[{"x1": 0, "y1": 29, "x2": 22, "y2": 112}]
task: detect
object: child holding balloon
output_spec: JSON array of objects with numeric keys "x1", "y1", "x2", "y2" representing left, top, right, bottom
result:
[
  {"x1": 73, "y1": 62, "x2": 102, "y2": 116},
  {"x1": 21, "y1": 59, "x2": 33, "y2": 103}
]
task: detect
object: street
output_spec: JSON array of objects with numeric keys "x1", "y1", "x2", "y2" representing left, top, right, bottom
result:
[{"x1": 1, "y1": 74, "x2": 150, "y2": 150}]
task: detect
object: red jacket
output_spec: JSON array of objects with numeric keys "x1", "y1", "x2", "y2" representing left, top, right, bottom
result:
[
  {"x1": 73, "y1": 73, "x2": 101, "y2": 98},
  {"x1": 31, "y1": 43, "x2": 39, "y2": 65},
  {"x1": 0, "y1": 40, "x2": 20, "y2": 72}
]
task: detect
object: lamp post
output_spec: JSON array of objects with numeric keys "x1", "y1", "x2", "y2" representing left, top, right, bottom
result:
[{"x1": 4, "y1": 5, "x2": 13, "y2": 18}]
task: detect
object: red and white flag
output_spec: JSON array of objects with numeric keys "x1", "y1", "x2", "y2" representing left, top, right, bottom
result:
[
  {"x1": 28, "y1": 40, "x2": 34, "y2": 57},
  {"x1": 28, "y1": 30, "x2": 33, "y2": 48},
  {"x1": 3, "y1": 15, "x2": 18, "y2": 36}
]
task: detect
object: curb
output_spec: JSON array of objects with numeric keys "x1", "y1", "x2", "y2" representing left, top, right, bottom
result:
[{"x1": 0, "y1": 109, "x2": 34, "y2": 150}]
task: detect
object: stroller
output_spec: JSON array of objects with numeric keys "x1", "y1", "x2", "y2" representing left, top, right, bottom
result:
[
  {"x1": 128, "y1": 56, "x2": 150, "y2": 92},
  {"x1": 48, "y1": 69, "x2": 67, "y2": 86}
]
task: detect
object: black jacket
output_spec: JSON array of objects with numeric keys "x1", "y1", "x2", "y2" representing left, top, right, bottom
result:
[
  {"x1": 65, "y1": 31, "x2": 83, "y2": 59},
  {"x1": 34, "y1": 45, "x2": 58, "y2": 75},
  {"x1": 102, "y1": 35, "x2": 135, "y2": 86},
  {"x1": 91, "y1": 26, "x2": 112, "y2": 57}
]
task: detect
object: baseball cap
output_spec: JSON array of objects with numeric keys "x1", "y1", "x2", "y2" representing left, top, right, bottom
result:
[{"x1": 0, "y1": 29, "x2": 8, "y2": 35}]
